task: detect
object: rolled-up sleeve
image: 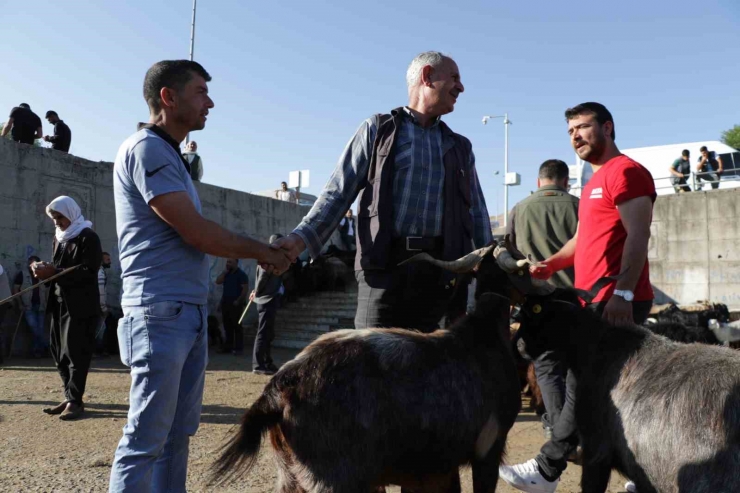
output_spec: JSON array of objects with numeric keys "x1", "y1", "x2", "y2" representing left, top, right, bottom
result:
[
  {"x1": 293, "y1": 118, "x2": 377, "y2": 259},
  {"x1": 468, "y1": 150, "x2": 493, "y2": 248}
]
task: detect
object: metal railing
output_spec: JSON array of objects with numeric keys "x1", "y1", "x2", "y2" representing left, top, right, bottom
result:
[{"x1": 570, "y1": 171, "x2": 736, "y2": 195}]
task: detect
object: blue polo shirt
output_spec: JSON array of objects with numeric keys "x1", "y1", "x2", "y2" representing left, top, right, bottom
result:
[{"x1": 113, "y1": 127, "x2": 209, "y2": 306}]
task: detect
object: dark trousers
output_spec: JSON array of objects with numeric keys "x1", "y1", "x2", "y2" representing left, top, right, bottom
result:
[
  {"x1": 535, "y1": 299, "x2": 653, "y2": 479},
  {"x1": 253, "y1": 296, "x2": 279, "y2": 369},
  {"x1": 354, "y1": 262, "x2": 455, "y2": 332},
  {"x1": 697, "y1": 172, "x2": 720, "y2": 190},
  {"x1": 49, "y1": 301, "x2": 97, "y2": 404},
  {"x1": 221, "y1": 300, "x2": 244, "y2": 352},
  {"x1": 671, "y1": 177, "x2": 692, "y2": 193}
]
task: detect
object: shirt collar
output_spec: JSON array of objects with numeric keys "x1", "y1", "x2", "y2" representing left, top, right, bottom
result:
[
  {"x1": 138, "y1": 123, "x2": 191, "y2": 173},
  {"x1": 538, "y1": 184, "x2": 568, "y2": 193},
  {"x1": 401, "y1": 106, "x2": 441, "y2": 128}
]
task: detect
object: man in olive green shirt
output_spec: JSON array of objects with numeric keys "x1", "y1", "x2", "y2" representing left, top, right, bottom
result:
[
  {"x1": 507, "y1": 159, "x2": 578, "y2": 288},
  {"x1": 506, "y1": 159, "x2": 578, "y2": 465}
]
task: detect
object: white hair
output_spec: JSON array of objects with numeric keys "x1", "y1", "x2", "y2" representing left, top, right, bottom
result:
[{"x1": 406, "y1": 51, "x2": 451, "y2": 88}]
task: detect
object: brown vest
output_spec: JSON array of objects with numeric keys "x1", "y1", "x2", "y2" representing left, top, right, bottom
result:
[{"x1": 355, "y1": 107, "x2": 474, "y2": 271}]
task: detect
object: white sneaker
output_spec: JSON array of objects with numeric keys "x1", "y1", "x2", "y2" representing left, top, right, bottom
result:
[
  {"x1": 625, "y1": 481, "x2": 637, "y2": 492},
  {"x1": 499, "y1": 459, "x2": 560, "y2": 493}
]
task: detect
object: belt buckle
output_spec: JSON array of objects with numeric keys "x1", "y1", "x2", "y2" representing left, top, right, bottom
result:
[{"x1": 406, "y1": 236, "x2": 422, "y2": 251}]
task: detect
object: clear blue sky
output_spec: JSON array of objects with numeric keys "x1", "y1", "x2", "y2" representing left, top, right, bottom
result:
[{"x1": 2, "y1": 0, "x2": 738, "y2": 218}]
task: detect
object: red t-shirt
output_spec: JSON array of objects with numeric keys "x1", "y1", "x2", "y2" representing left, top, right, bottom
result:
[{"x1": 575, "y1": 154, "x2": 656, "y2": 302}]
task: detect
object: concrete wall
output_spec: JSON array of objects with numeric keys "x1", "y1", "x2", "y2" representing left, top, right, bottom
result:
[
  {"x1": 650, "y1": 188, "x2": 740, "y2": 309},
  {"x1": 0, "y1": 138, "x2": 309, "y2": 319}
]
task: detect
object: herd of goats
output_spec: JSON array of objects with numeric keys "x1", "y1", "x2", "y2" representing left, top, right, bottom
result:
[{"x1": 209, "y1": 239, "x2": 740, "y2": 493}]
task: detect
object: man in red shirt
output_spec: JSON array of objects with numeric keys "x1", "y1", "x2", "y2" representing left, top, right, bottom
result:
[{"x1": 499, "y1": 102, "x2": 655, "y2": 493}]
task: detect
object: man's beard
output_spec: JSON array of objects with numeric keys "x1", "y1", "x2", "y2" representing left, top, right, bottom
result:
[
  {"x1": 579, "y1": 136, "x2": 606, "y2": 163},
  {"x1": 103, "y1": 263, "x2": 111, "y2": 269}
]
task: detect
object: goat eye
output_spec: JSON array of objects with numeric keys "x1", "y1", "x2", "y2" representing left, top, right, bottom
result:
[{"x1": 532, "y1": 305, "x2": 542, "y2": 314}]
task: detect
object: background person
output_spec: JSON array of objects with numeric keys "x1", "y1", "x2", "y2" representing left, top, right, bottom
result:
[
  {"x1": 669, "y1": 149, "x2": 692, "y2": 193},
  {"x1": 275, "y1": 181, "x2": 298, "y2": 204},
  {"x1": 94, "y1": 252, "x2": 112, "y2": 356},
  {"x1": 34, "y1": 196, "x2": 102, "y2": 421},
  {"x1": 249, "y1": 234, "x2": 284, "y2": 375},
  {"x1": 183, "y1": 140, "x2": 203, "y2": 181},
  {"x1": 1, "y1": 103, "x2": 42, "y2": 145},
  {"x1": 43, "y1": 111, "x2": 72, "y2": 153},
  {"x1": 696, "y1": 145, "x2": 723, "y2": 190},
  {"x1": 215, "y1": 258, "x2": 249, "y2": 355},
  {"x1": 13, "y1": 255, "x2": 49, "y2": 358}
]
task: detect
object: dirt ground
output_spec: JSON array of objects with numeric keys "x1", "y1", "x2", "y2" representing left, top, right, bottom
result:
[{"x1": 0, "y1": 349, "x2": 628, "y2": 492}]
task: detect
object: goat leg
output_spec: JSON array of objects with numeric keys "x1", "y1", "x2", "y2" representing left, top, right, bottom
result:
[
  {"x1": 580, "y1": 460, "x2": 612, "y2": 493},
  {"x1": 472, "y1": 438, "x2": 506, "y2": 493}
]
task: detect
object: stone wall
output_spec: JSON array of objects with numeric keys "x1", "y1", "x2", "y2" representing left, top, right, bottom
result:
[
  {"x1": 0, "y1": 138, "x2": 309, "y2": 320},
  {"x1": 650, "y1": 188, "x2": 740, "y2": 308}
]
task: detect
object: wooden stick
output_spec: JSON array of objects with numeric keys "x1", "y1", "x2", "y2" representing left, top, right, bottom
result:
[
  {"x1": 238, "y1": 299, "x2": 254, "y2": 325},
  {"x1": 0, "y1": 265, "x2": 81, "y2": 307}
]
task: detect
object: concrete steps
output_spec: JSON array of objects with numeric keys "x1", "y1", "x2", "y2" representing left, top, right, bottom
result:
[{"x1": 271, "y1": 288, "x2": 358, "y2": 349}]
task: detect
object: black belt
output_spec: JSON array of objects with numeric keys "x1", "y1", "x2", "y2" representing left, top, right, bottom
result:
[{"x1": 391, "y1": 236, "x2": 443, "y2": 252}]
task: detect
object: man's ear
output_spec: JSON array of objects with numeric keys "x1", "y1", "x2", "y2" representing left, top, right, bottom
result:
[
  {"x1": 421, "y1": 65, "x2": 436, "y2": 87},
  {"x1": 159, "y1": 87, "x2": 177, "y2": 109},
  {"x1": 603, "y1": 120, "x2": 614, "y2": 140}
]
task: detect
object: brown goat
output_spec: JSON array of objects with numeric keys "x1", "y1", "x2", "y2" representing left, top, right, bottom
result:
[{"x1": 212, "y1": 246, "x2": 523, "y2": 492}]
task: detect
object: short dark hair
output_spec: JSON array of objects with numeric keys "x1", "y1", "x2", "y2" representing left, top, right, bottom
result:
[
  {"x1": 45, "y1": 110, "x2": 58, "y2": 118},
  {"x1": 682, "y1": 149, "x2": 690, "y2": 157},
  {"x1": 28, "y1": 255, "x2": 40, "y2": 263},
  {"x1": 19, "y1": 103, "x2": 30, "y2": 110},
  {"x1": 538, "y1": 159, "x2": 569, "y2": 181},
  {"x1": 102, "y1": 251, "x2": 110, "y2": 256},
  {"x1": 699, "y1": 146, "x2": 708, "y2": 153},
  {"x1": 143, "y1": 60, "x2": 211, "y2": 113},
  {"x1": 564, "y1": 102, "x2": 615, "y2": 140},
  {"x1": 281, "y1": 181, "x2": 287, "y2": 186}
]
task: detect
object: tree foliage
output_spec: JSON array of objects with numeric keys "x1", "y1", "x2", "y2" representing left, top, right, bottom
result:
[{"x1": 721, "y1": 125, "x2": 740, "y2": 151}]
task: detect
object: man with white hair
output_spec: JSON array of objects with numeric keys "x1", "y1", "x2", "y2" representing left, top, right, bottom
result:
[{"x1": 274, "y1": 51, "x2": 491, "y2": 335}]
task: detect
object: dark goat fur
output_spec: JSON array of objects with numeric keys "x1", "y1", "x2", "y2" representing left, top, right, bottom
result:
[
  {"x1": 212, "y1": 254, "x2": 521, "y2": 492},
  {"x1": 517, "y1": 289, "x2": 740, "y2": 493}
]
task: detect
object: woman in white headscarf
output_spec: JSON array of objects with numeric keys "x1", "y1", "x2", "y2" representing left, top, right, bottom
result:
[{"x1": 32, "y1": 196, "x2": 102, "y2": 420}]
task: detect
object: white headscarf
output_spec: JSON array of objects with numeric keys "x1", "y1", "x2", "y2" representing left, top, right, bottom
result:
[{"x1": 46, "y1": 196, "x2": 93, "y2": 243}]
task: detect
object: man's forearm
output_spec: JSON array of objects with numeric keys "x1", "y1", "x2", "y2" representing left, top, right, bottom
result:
[
  {"x1": 545, "y1": 237, "x2": 577, "y2": 272},
  {"x1": 186, "y1": 218, "x2": 275, "y2": 262},
  {"x1": 615, "y1": 232, "x2": 649, "y2": 292}
]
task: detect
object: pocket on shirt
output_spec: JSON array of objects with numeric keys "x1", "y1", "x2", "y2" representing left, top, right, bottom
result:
[
  {"x1": 145, "y1": 301, "x2": 185, "y2": 321},
  {"x1": 117, "y1": 316, "x2": 133, "y2": 367}
]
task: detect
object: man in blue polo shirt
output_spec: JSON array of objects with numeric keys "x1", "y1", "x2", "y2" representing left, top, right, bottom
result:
[{"x1": 109, "y1": 60, "x2": 290, "y2": 493}]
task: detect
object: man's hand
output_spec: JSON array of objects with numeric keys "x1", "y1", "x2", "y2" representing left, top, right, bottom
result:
[
  {"x1": 270, "y1": 233, "x2": 306, "y2": 263},
  {"x1": 249, "y1": 291, "x2": 255, "y2": 302},
  {"x1": 602, "y1": 296, "x2": 633, "y2": 326},
  {"x1": 31, "y1": 262, "x2": 56, "y2": 280},
  {"x1": 260, "y1": 249, "x2": 292, "y2": 276},
  {"x1": 530, "y1": 262, "x2": 554, "y2": 280}
]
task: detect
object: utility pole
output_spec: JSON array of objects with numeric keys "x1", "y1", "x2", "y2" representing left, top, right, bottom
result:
[{"x1": 185, "y1": 0, "x2": 197, "y2": 145}]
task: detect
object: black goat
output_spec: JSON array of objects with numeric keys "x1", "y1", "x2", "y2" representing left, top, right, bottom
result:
[
  {"x1": 212, "y1": 245, "x2": 522, "y2": 492},
  {"x1": 644, "y1": 319, "x2": 721, "y2": 345},
  {"x1": 516, "y1": 288, "x2": 740, "y2": 493}
]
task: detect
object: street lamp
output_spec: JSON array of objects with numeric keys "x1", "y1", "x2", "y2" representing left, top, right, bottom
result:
[
  {"x1": 185, "y1": 0, "x2": 197, "y2": 145},
  {"x1": 482, "y1": 113, "x2": 512, "y2": 227}
]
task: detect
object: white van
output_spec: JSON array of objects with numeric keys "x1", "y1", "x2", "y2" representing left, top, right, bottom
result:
[{"x1": 569, "y1": 140, "x2": 740, "y2": 197}]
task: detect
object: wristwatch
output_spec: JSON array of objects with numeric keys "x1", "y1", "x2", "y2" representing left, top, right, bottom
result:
[{"x1": 613, "y1": 289, "x2": 634, "y2": 302}]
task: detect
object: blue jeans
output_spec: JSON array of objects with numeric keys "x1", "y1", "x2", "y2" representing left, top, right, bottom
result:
[
  {"x1": 109, "y1": 301, "x2": 208, "y2": 493},
  {"x1": 24, "y1": 307, "x2": 47, "y2": 354}
]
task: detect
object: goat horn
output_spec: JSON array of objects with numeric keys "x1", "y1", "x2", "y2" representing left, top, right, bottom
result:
[
  {"x1": 494, "y1": 246, "x2": 556, "y2": 296},
  {"x1": 398, "y1": 245, "x2": 495, "y2": 273},
  {"x1": 504, "y1": 234, "x2": 527, "y2": 261}
]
